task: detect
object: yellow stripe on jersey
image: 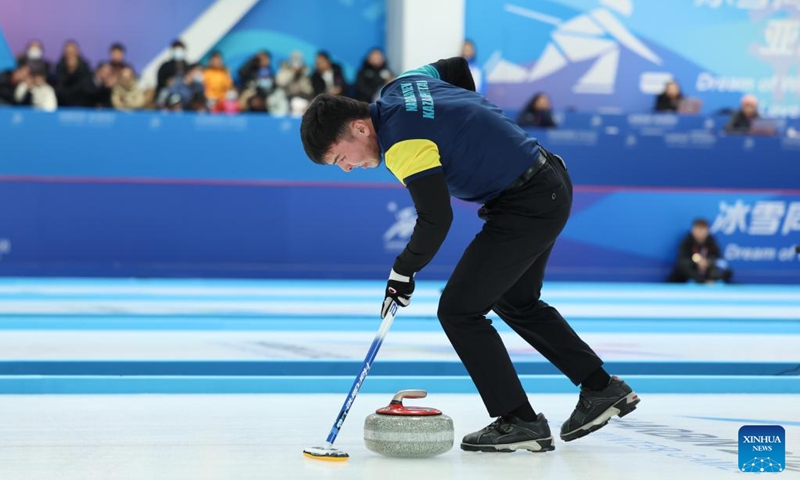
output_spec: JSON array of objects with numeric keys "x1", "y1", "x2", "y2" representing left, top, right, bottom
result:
[{"x1": 385, "y1": 139, "x2": 442, "y2": 186}]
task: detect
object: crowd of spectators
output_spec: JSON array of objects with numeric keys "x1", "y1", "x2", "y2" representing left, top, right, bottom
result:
[
  {"x1": 0, "y1": 37, "x2": 778, "y2": 135},
  {"x1": 0, "y1": 38, "x2": 400, "y2": 116}
]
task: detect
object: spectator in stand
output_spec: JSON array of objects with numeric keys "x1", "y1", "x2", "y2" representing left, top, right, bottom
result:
[
  {"x1": 276, "y1": 51, "x2": 313, "y2": 99},
  {"x1": 355, "y1": 48, "x2": 393, "y2": 102},
  {"x1": 156, "y1": 40, "x2": 189, "y2": 99},
  {"x1": 238, "y1": 50, "x2": 279, "y2": 114},
  {"x1": 311, "y1": 51, "x2": 346, "y2": 97},
  {"x1": 461, "y1": 39, "x2": 484, "y2": 95},
  {"x1": 654, "y1": 80, "x2": 683, "y2": 112},
  {"x1": 157, "y1": 63, "x2": 206, "y2": 110},
  {"x1": 16, "y1": 39, "x2": 52, "y2": 77},
  {"x1": 107, "y1": 43, "x2": 131, "y2": 76},
  {"x1": 90, "y1": 62, "x2": 117, "y2": 108},
  {"x1": 0, "y1": 64, "x2": 30, "y2": 105},
  {"x1": 724, "y1": 94, "x2": 760, "y2": 133},
  {"x1": 241, "y1": 90, "x2": 268, "y2": 113},
  {"x1": 54, "y1": 40, "x2": 94, "y2": 107},
  {"x1": 14, "y1": 63, "x2": 57, "y2": 111},
  {"x1": 213, "y1": 87, "x2": 241, "y2": 114},
  {"x1": 517, "y1": 92, "x2": 557, "y2": 128},
  {"x1": 111, "y1": 66, "x2": 144, "y2": 110},
  {"x1": 238, "y1": 50, "x2": 275, "y2": 91},
  {"x1": 668, "y1": 218, "x2": 732, "y2": 283},
  {"x1": 203, "y1": 51, "x2": 233, "y2": 105}
]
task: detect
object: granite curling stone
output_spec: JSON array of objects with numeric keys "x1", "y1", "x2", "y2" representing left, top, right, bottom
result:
[{"x1": 364, "y1": 389, "x2": 454, "y2": 458}]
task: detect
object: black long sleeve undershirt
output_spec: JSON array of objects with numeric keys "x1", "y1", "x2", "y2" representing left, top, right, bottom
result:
[
  {"x1": 431, "y1": 57, "x2": 476, "y2": 92},
  {"x1": 392, "y1": 172, "x2": 453, "y2": 277}
]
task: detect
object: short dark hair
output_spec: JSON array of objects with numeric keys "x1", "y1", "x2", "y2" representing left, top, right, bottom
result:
[
  {"x1": 110, "y1": 42, "x2": 125, "y2": 53},
  {"x1": 300, "y1": 94, "x2": 371, "y2": 164},
  {"x1": 692, "y1": 218, "x2": 709, "y2": 228},
  {"x1": 171, "y1": 40, "x2": 186, "y2": 49},
  {"x1": 210, "y1": 50, "x2": 222, "y2": 58}
]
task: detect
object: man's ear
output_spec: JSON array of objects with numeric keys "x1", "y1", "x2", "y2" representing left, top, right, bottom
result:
[{"x1": 352, "y1": 119, "x2": 367, "y2": 135}]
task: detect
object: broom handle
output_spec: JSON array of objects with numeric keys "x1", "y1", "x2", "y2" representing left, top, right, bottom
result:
[{"x1": 324, "y1": 301, "x2": 398, "y2": 445}]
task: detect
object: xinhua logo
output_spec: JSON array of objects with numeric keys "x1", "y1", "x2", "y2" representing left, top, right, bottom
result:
[{"x1": 739, "y1": 425, "x2": 785, "y2": 473}]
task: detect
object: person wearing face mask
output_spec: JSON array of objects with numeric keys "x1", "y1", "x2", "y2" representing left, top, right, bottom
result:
[
  {"x1": 156, "y1": 40, "x2": 189, "y2": 99},
  {"x1": 16, "y1": 40, "x2": 52, "y2": 79},
  {"x1": 213, "y1": 88, "x2": 241, "y2": 114},
  {"x1": 238, "y1": 50, "x2": 275, "y2": 92},
  {"x1": 276, "y1": 51, "x2": 314, "y2": 101}
]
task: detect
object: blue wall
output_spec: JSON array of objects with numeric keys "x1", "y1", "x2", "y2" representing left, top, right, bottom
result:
[{"x1": 1, "y1": 107, "x2": 799, "y2": 283}]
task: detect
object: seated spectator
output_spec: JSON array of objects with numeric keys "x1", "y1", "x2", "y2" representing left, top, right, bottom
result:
[
  {"x1": 355, "y1": 48, "x2": 393, "y2": 102},
  {"x1": 111, "y1": 66, "x2": 144, "y2": 110},
  {"x1": 89, "y1": 62, "x2": 117, "y2": 108},
  {"x1": 654, "y1": 80, "x2": 682, "y2": 112},
  {"x1": 311, "y1": 51, "x2": 346, "y2": 97},
  {"x1": 55, "y1": 40, "x2": 94, "y2": 107},
  {"x1": 203, "y1": 51, "x2": 233, "y2": 105},
  {"x1": 668, "y1": 218, "x2": 732, "y2": 283},
  {"x1": 724, "y1": 94, "x2": 759, "y2": 133},
  {"x1": 156, "y1": 40, "x2": 189, "y2": 99},
  {"x1": 238, "y1": 50, "x2": 275, "y2": 92},
  {"x1": 107, "y1": 43, "x2": 131, "y2": 76},
  {"x1": 461, "y1": 39, "x2": 484, "y2": 94},
  {"x1": 157, "y1": 63, "x2": 206, "y2": 110},
  {"x1": 275, "y1": 51, "x2": 314, "y2": 101},
  {"x1": 244, "y1": 91, "x2": 268, "y2": 113},
  {"x1": 517, "y1": 92, "x2": 557, "y2": 128},
  {"x1": 14, "y1": 64, "x2": 57, "y2": 111},
  {"x1": 16, "y1": 39, "x2": 52, "y2": 77},
  {"x1": 0, "y1": 64, "x2": 30, "y2": 105},
  {"x1": 212, "y1": 88, "x2": 241, "y2": 114}
]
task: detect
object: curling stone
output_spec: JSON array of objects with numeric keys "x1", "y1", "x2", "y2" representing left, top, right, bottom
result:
[{"x1": 364, "y1": 389, "x2": 454, "y2": 458}]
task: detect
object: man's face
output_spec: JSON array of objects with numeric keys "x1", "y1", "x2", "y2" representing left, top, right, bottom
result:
[
  {"x1": 316, "y1": 55, "x2": 331, "y2": 72},
  {"x1": 691, "y1": 225, "x2": 709, "y2": 243},
  {"x1": 742, "y1": 102, "x2": 757, "y2": 118},
  {"x1": 111, "y1": 48, "x2": 124, "y2": 63},
  {"x1": 368, "y1": 50, "x2": 383, "y2": 67},
  {"x1": 324, "y1": 120, "x2": 381, "y2": 172},
  {"x1": 462, "y1": 42, "x2": 475, "y2": 61},
  {"x1": 65, "y1": 43, "x2": 79, "y2": 59},
  {"x1": 665, "y1": 82, "x2": 679, "y2": 98}
]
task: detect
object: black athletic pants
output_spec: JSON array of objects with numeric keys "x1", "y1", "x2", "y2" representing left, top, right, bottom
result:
[{"x1": 437, "y1": 151, "x2": 604, "y2": 417}]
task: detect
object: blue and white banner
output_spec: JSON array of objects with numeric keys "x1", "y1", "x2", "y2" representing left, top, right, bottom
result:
[{"x1": 467, "y1": 0, "x2": 800, "y2": 116}]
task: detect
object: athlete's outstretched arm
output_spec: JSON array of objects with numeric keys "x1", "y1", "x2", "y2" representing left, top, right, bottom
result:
[{"x1": 393, "y1": 172, "x2": 453, "y2": 276}]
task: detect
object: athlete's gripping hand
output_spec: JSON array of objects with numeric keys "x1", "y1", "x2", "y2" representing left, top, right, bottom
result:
[{"x1": 382, "y1": 269, "x2": 415, "y2": 318}]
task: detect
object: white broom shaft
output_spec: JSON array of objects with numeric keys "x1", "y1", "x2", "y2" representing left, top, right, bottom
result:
[{"x1": 324, "y1": 301, "x2": 398, "y2": 445}]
